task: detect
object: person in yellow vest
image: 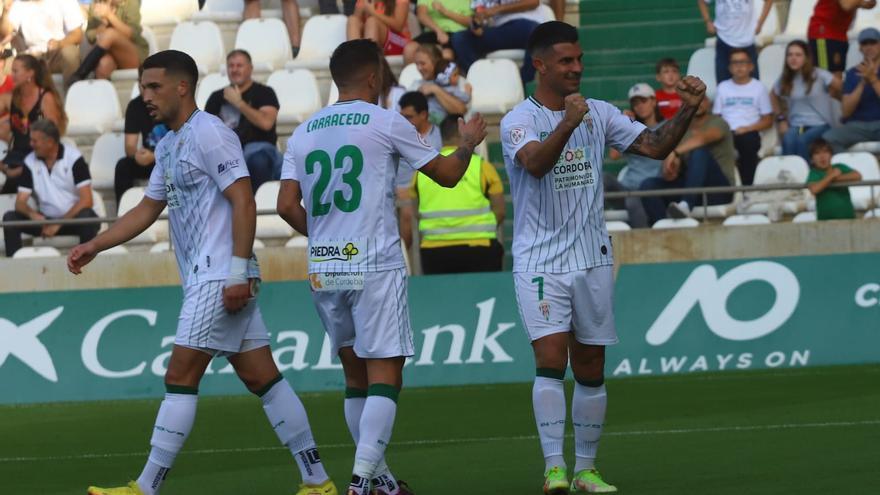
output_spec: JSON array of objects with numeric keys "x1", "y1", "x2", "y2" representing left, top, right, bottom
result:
[{"x1": 411, "y1": 115, "x2": 505, "y2": 274}]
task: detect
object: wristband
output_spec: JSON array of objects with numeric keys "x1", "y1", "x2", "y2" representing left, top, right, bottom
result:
[{"x1": 225, "y1": 256, "x2": 248, "y2": 287}]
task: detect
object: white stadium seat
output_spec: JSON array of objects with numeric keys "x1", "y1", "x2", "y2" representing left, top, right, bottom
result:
[
  {"x1": 65, "y1": 80, "x2": 122, "y2": 136},
  {"x1": 327, "y1": 81, "x2": 339, "y2": 106},
  {"x1": 140, "y1": 0, "x2": 199, "y2": 25},
  {"x1": 846, "y1": 40, "x2": 861, "y2": 70},
  {"x1": 286, "y1": 15, "x2": 348, "y2": 70},
  {"x1": 150, "y1": 241, "x2": 171, "y2": 253},
  {"x1": 89, "y1": 133, "x2": 126, "y2": 191},
  {"x1": 267, "y1": 69, "x2": 323, "y2": 124},
  {"x1": 142, "y1": 25, "x2": 159, "y2": 55},
  {"x1": 196, "y1": 73, "x2": 230, "y2": 109},
  {"x1": 852, "y1": 1, "x2": 880, "y2": 36},
  {"x1": 758, "y1": 43, "x2": 785, "y2": 92},
  {"x1": 741, "y1": 155, "x2": 811, "y2": 215},
  {"x1": 13, "y1": 246, "x2": 61, "y2": 259},
  {"x1": 398, "y1": 63, "x2": 421, "y2": 90},
  {"x1": 865, "y1": 208, "x2": 880, "y2": 218},
  {"x1": 692, "y1": 169, "x2": 743, "y2": 219},
  {"x1": 832, "y1": 152, "x2": 880, "y2": 210},
  {"x1": 754, "y1": 155, "x2": 810, "y2": 184},
  {"x1": 723, "y1": 214, "x2": 771, "y2": 226},
  {"x1": 103, "y1": 245, "x2": 130, "y2": 255},
  {"x1": 606, "y1": 221, "x2": 631, "y2": 232},
  {"x1": 285, "y1": 236, "x2": 308, "y2": 248},
  {"x1": 255, "y1": 181, "x2": 294, "y2": 239},
  {"x1": 467, "y1": 59, "x2": 523, "y2": 114},
  {"x1": 774, "y1": 0, "x2": 812, "y2": 44},
  {"x1": 687, "y1": 48, "x2": 716, "y2": 100},
  {"x1": 652, "y1": 218, "x2": 700, "y2": 229},
  {"x1": 236, "y1": 18, "x2": 292, "y2": 72},
  {"x1": 118, "y1": 187, "x2": 168, "y2": 244},
  {"x1": 192, "y1": 0, "x2": 244, "y2": 21},
  {"x1": 253, "y1": 238, "x2": 266, "y2": 249},
  {"x1": 170, "y1": 21, "x2": 226, "y2": 75},
  {"x1": 792, "y1": 211, "x2": 816, "y2": 223}
]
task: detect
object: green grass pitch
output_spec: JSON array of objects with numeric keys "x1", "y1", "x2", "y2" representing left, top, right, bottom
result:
[{"x1": 3, "y1": 365, "x2": 879, "y2": 494}]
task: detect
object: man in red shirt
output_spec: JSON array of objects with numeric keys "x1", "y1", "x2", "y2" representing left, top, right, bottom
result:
[
  {"x1": 809, "y1": 0, "x2": 877, "y2": 76},
  {"x1": 655, "y1": 58, "x2": 683, "y2": 120}
]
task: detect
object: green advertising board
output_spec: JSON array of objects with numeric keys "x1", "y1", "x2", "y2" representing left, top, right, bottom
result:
[{"x1": 1, "y1": 253, "x2": 878, "y2": 404}]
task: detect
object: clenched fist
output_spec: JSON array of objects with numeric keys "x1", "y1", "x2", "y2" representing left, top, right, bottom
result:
[
  {"x1": 676, "y1": 76, "x2": 707, "y2": 107},
  {"x1": 562, "y1": 93, "x2": 589, "y2": 130}
]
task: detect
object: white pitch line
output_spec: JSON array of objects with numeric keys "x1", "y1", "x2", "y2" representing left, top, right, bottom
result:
[{"x1": 2, "y1": 419, "x2": 878, "y2": 463}]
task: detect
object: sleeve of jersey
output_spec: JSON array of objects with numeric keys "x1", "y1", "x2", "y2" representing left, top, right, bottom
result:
[
  {"x1": 500, "y1": 109, "x2": 539, "y2": 168},
  {"x1": 596, "y1": 100, "x2": 647, "y2": 151},
  {"x1": 72, "y1": 158, "x2": 92, "y2": 188},
  {"x1": 144, "y1": 155, "x2": 166, "y2": 201},
  {"x1": 280, "y1": 135, "x2": 299, "y2": 181},
  {"x1": 390, "y1": 113, "x2": 439, "y2": 170},
  {"x1": 17, "y1": 166, "x2": 33, "y2": 193},
  {"x1": 202, "y1": 124, "x2": 250, "y2": 191}
]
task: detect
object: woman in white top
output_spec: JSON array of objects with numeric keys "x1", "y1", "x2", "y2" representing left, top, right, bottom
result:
[{"x1": 770, "y1": 40, "x2": 843, "y2": 161}]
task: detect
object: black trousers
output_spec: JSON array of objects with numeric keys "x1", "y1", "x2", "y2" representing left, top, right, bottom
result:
[
  {"x1": 3, "y1": 208, "x2": 99, "y2": 257},
  {"x1": 733, "y1": 131, "x2": 762, "y2": 186},
  {"x1": 420, "y1": 239, "x2": 504, "y2": 275},
  {"x1": 114, "y1": 156, "x2": 155, "y2": 205}
]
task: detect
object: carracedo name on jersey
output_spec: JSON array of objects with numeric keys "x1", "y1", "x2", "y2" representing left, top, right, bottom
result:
[
  {"x1": 309, "y1": 239, "x2": 365, "y2": 264},
  {"x1": 553, "y1": 146, "x2": 593, "y2": 191},
  {"x1": 306, "y1": 112, "x2": 371, "y2": 133}
]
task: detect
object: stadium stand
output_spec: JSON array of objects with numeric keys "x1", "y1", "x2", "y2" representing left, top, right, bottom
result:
[
  {"x1": 793, "y1": 211, "x2": 817, "y2": 223},
  {"x1": 773, "y1": 0, "x2": 813, "y2": 45},
  {"x1": 833, "y1": 152, "x2": 880, "y2": 210},
  {"x1": 467, "y1": 59, "x2": 524, "y2": 116},
  {"x1": 169, "y1": 21, "x2": 227, "y2": 75},
  {"x1": 117, "y1": 187, "x2": 168, "y2": 245},
  {"x1": 196, "y1": 73, "x2": 231, "y2": 109},
  {"x1": 723, "y1": 214, "x2": 772, "y2": 226},
  {"x1": 254, "y1": 181, "x2": 295, "y2": 240},
  {"x1": 652, "y1": 218, "x2": 700, "y2": 229},
  {"x1": 234, "y1": 18, "x2": 293, "y2": 73},
  {"x1": 606, "y1": 221, "x2": 632, "y2": 232},
  {"x1": 65, "y1": 80, "x2": 123, "y2": 149},
  {"x1": 267, "y1": 68, "x2": 323, "y2": 138},
  {"x1": 12, "y1": 246, "x2": 62, "y2": 259},
  {"x1": 88, "y1": 132, "x2": 127, "y2": 191}
]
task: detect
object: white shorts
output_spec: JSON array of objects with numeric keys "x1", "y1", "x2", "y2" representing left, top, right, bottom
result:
[
  {"x1": 513, "y1": 265, "x2": 618, "y2": 345},
  {"x1": 310, "y1": 268, "x2": 414, "y2": 359},
  {"x1": 176, "y1": 280, "x2": 270, "y2": 356}
]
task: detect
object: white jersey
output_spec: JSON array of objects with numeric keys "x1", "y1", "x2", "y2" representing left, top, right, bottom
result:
[
  {"x1": 501, "y1": 96, "x2": 646, "y2": 274},
  {"x1": 146, "y1": 110, "x2": 260, "y2": 286},
  {"x1": 282, "y1": 100, "x2": 438, "y2": 274}
]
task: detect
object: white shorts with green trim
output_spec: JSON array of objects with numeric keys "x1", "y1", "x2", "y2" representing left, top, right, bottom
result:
[
  {"x1": 513, "y1": 265, "x2": 619, "y2": 346},
  {"x1": 175, "y1": 280, "x2": 270, "y2": 357},
  {"x1": 310, "y1": 268, "x2": 414, "y2": 359}
]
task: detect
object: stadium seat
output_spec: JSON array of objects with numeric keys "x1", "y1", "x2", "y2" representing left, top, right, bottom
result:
[
  {"x1": 399, "y1": 63, "x2": 421, "y2": 90},
  {"x1": 722, "y1": 214, "x2": 771, "y2": 226},
  {"x1": 150, "y1": 241, "x2": 171, "y2": 253},
  {"x1": 692, "y1": 169, "x2": 743, "y2": 219},
  {"x1": 327, "y1": 81, "x2": 339, "y2": 106},
  {"x1": 759, "y1": 126, "x2": 779, "y2": 158},
  {"x1": 285, "y1": 15, "x2": 349, "y2": 70},
  {"x1": 236, "y1": 18, "x2": 292, "y2": 72},
  {"x1": 192, "y1": 0, "x2": 244, "y2": 21},
  {"x1": 774, "y1": 0, "x2": 811, "y2": 44},
  {"x1": 0, "y1": 140, "x2": 7, "y2": 188},
  {"x1": 831, "y1": 152, "x2": 880, "y2": 210},
  {"x1": 652, "y1": 218, "x2": 700, "y2": 229},
  {"x1": 467, "y1": 59, "x2": 523, "y2": 115},
  {"x1": 741, "y1": 155, "x2": 810, "y2": 215},
  {"x1": 686, "y1": 48, "x2": 716, "y2": 100},
  {"x1": 65, "y1": 80, "x2": 122, "y2": 137},
  {"x1": 851, "y1": 1, "x2": 880, "y2": 36},
  {"x1": 196, "y1": 73, "x2": 230, "y2": 109},
  {"x1": 254, "y1": 181, "x2": 294, "y2": 239},
  {"x1": 118, "y1": 187, "x2": 168, "y2": 244},
  {"x1": 606, "y1": 221, "x2": 631, "y2": 232},
  {"x1": 846, "y1": 40, "x2": 862, "y2": 70},
  {"x1": 604, "y1": 209, "x2": 629, "y2": 222},
  {"x1": 849, "y1": 141, "x2": 880, "y2": 153},
  {"x1": 253, "y1": 238, "x2": 266, "y2": 249},
  {"x1": 792, "y1": 211, "x2": 816, "y2": 223},
  {"x1": 267, "y1": 69, "x2": 322, "y2": 125},
  {"x1": 285, "y1": 236, "x2": 308, "y2": 248},
  {"x1": 169, "y1": 21, "x2": 227, "y2": 75},
  {"x1": 12, "y1": 246, "x2": 62, "y2": 258},
  {"x1": 865, "y1": 208, "x2": 880, "y2": 218},
  {"x1": 103, "y1": 245, "x2": 130, "y2": 255},
  {"x1": 89, "y1": 133, "x2": 126, "y2": 191},
  {"x1": 758, "y1": 43, "x2": 785, "y2": 92},
  {"x1": 141, "y1": 0, "x2": 199, "y2": 25}
]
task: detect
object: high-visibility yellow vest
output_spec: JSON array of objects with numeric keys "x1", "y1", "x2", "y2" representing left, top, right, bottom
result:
[{"x1": 416, "y1": 146, "x2": 497, "y2": 243}]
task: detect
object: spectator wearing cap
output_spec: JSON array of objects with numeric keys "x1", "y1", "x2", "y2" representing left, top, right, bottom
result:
[
  {"x1": 0, "y1": 0, "x2": 84, "y2": 82},
  {"x1": 411, "y1": 115, "x2": 504, "y2": 274},
  {"x1": 808, "y1": 0, "x2": 877, "y2": 78},
  {"x1": 205, "y1": 49, "x2": 282, "y2": 192},
  {"x1": 603, "y1": 83, "x2": 663, "y2": 228},
  {"x1": 698, "y1": 0, "x2": 773, "y2": 83},
  {"x1": 641, "y1": 97, "x2": 738, "y2": 223},
  {"x1": 822, "y1": 27, "x2": 880, "y2": 152},
  {"x1": 2, "y1": 119, "x2": 98, "y2": 257}
]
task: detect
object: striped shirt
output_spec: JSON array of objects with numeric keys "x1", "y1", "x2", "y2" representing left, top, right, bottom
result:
[
  {"x1": 501, "y1": 96, "x2": 645, "y2": 273},
  {"x1": 145, "y1": 110, "x2": 260, "y2": 286}
]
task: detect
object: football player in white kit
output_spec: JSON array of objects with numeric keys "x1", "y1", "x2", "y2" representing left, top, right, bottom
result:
[
  {"x1": 500, "y1": 22, "x2": 707, "y2": 494},
  {"x1": 276, "y1": 39, "x2": 487, "y2": 495},
  {"x1": 68, "y1": 51, "x2": 338, "y2": 495}
]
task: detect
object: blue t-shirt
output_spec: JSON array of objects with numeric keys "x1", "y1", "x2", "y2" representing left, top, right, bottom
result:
[{"x1": 843, "y1": 66, "x2": 880, "y2": 122}]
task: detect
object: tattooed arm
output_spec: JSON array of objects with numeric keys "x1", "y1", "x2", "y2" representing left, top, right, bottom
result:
[{"x1": 626, "y1": 76, "x2": 707, "y2": 159}]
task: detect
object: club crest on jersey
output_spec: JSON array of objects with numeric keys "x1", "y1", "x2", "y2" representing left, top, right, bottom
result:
[
  {"x1": 539, "y1": 300, "x2": 551, "y2": 321},
  {"x1": 584, "y1": 115, "x2": 594, "y2": 133},
  {"x1": 510, "y1": 126, "x2": 526, "y2": 145}
]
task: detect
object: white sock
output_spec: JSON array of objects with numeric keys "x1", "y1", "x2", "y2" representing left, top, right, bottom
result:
[
  {"x1": 261, "y1": 377, "x2": 328, "y2": 486},
  {"x1": 573, "y1": 382, "x2": 607, "y2": 472},
  {"x1": 136, "y1": 390, "x2": 198, "y2": 495},
  {"x1": 352, "y1": 386, "x2": 398, "y2": 481},
  {"x1": 373, "y1": 460, "x2": 401, "y2": 494},
  {"x1": 533, "y1": 372, "x2": 567, "y2": 473},
  {"x1": 344, "y1": 389, "x2": 367, "y2": 443}
]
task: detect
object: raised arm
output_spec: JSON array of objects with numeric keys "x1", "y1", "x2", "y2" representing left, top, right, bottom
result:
[
  {"x1": 514, "y1": 94, "x2": 586, "y2": 178},
  {"x1": 419, "y1": 114, "x2": 487, "y2": 187},
  {"x1": 626, "y1": 76, "x2": 707, "y2": 159}
]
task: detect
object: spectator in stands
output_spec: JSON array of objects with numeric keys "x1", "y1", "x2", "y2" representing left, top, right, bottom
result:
[
  {"x1": 0, "y1": 55, "x2": 67, "y2": 194},
  {"x1": 823, "y1": 28, "x2": 880, "y2": 152},
  {"x1": 641, "y1": 97, "x2": 738, "y2": 223},
  {"x1": 318, "y1": 0, "x2": 357, "y2": 15},
  {"x1": 806, "y1": 138, "x2": 862, "y2": 220},
  {"x1": 379, "y1": 56, "x2": 406, "y2": 111},
  {"x1": 70, "y1": 0, "x2": 148, "y2": 83},
  {"x1": 402, "y1": 0, "x2": 472, "y2": 63},
  {"x1": 411, "y1": 115, "x2": 504, "y2": 274},
  {"x1": 114, "y1": 70, "x2": 168, "y2": 205},
  {"x1": 808, "y1": 0, "x2": 877, "y2": 77},
  {"x1": 0, "y1": 0, "x2": 84, "y2": 82},
  {"x1": 0, "y1": 48, "x2": 14, "y2": 96},
  {"x1": 2, "y1": 119, "x2": 98, "y2": 257},
  {"x1": 346, "y1": 0, "x2": 411, "y2": 56},
  {"x1": 205, "y1": 49, "x2": 281, "y2": 192},
  {"x1": 714, "y1": 48, "x2": 772, "y2": 185},
  {"x1": 698, "y1": 0, "x2": 773, "y2": 82},
  {"x1": 411, "y1": 43, "x2": 469, "y2": 124},
  {"x1": 450, "y1": 0, "x2": 544, "y2": 83},
  {"x1": 244, "y1": 0, "x2": 302, "y2": 57},
  {"x1": 655, "y1": 58, "x2": 682, "y2": 120},
  {"x1": 397, "y1": 91, "x2": 443, "y2": 247},
  {"x1": 771, "y1": 40, "x2": 842, "y2": 162},
  {"x1": 603, "y1": 83, "x2": 664, "y2": 228}
]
